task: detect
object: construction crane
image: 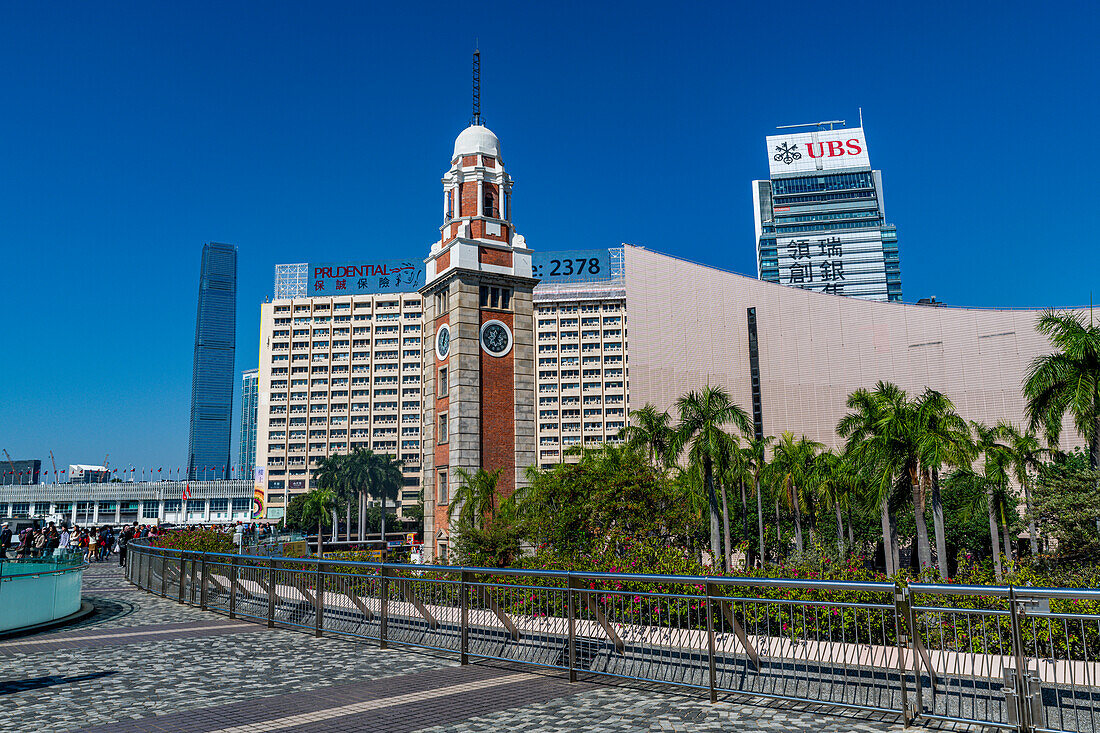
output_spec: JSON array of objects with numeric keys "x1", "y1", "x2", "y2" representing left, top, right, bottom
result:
[
  {"x1": 2, "y1": 449, "x2": 15, "y2": 482},
  {"x1": 103, "y1": 453, "x2": 109, "y2": 470},
  {"x1": 49, "y1": 450, "x2": 59, "y2": 481}
]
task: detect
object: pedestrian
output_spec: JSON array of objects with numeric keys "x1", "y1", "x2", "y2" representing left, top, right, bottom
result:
[
  {"x1": 33, "y1": 528, "x2": 48, "y2": 557},
  {"x1": 16, "y1": 528, "x2": 33, "y2": 558},
  {"x1": 86, "y1": 529, "x2": 97, "y2": 563},
  {"x1": 59, "y1": 525, "x2": 71, "y2": 549},
  {"x1": 45, "y1": 525, "x2": 60, "y2": 555},
  {"x1": 98, "y1": 526, "x2": 110, "y2": 562},
  {"x1": 0, "y1": 522, "x2": 11, "y2": 560},
  {"x1": 118, "y1": 523, "x2": 135, "y2": 567}
]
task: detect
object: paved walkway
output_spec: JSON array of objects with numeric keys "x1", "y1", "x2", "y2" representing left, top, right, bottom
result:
[{"x1": 0, "y1": 562, "x2": 919, "y2": 732}]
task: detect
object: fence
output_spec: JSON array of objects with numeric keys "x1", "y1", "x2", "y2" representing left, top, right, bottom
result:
[{"x1": 126, "y1": 542, "x2": 1100, "y2": 733}]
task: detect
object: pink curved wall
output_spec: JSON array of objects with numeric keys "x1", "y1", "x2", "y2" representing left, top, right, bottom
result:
[{"x1": 625, "y1": 245, "x2": 1084, "y2": 451}]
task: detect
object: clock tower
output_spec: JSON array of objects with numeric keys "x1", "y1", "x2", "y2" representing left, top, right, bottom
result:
[{"x1": 420, "y1": 116, "x2": 537, "y2": 561}]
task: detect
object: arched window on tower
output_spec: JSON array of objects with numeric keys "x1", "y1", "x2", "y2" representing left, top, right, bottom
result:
[{"x1": 483, "y1": 187, "x2": 498, "y2": 219}]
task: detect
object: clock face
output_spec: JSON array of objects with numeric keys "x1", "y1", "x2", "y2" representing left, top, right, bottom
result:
[
  {"x1": 480, "y1": 321, "x2": 512, "y2": 356},
  {"x1": 436, "y1": 325, "x2": 450, "y2": 359}
]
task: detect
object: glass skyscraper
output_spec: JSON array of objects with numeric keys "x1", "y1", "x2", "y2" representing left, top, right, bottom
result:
[
  {"x1": 187, "y1": 242, "x2": 238, "y2": 480},
  {"x1": 238, "y1": 368, "x2": 258, "y2": 477},
  {"x1": 753, "y1": 124, "x2": 901, "y2": 302}
]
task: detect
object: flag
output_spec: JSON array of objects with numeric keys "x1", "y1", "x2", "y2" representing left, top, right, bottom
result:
[{"x1": 182, "y1": 482, "x2": 191, "y2": 501}]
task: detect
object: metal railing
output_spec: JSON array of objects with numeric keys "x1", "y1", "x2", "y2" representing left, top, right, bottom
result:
[{"x1": 126, "y1": 542, "x2": 1100, "y2": 733}]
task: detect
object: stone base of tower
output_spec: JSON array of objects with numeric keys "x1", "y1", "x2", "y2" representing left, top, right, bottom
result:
[{"x1": 420, "y1": 269, "x2": 536, "y2": 563}]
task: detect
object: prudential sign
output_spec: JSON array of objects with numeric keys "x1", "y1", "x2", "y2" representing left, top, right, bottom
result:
[{"x1": 766, "y1": 127, "x2": 871, "y2": 176}]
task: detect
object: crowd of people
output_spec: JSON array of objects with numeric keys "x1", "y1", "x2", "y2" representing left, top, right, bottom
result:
[
  {"x1": 0, "y1": 520, "x2": 286, "y2": 568},
  {"x1": 0, "y1": 521, "x2": 164, "y2": 566}
]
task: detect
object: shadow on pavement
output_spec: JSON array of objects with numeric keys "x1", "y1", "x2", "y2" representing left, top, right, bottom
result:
[{"x1": 0, "y1": 671, "x2": 118, "y2": 695}]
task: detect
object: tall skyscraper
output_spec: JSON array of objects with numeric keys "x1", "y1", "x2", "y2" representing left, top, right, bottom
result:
[
  {"x1": 187, "y1": 242, "x2": 238, "y2": 480},
  {"x1": 238, "y1": 368, "x2": 259, "y2": 477},
  {"x1": 753, "y1": 123, "x2": 901, "y2": 302}
]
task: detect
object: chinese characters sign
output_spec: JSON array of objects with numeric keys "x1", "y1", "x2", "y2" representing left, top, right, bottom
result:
[
  {"x1": 532, "y1": 249, "x2": 613, "y2": 284},
  {"x1": 766, "y1": 127, "x2": 871, "y2": 176},
  {"x1": 776, "y1": 231, "x2": 887, "y2": 298},
  {"x1": 307, "y1": 260, "x2": 424, "y2": 296}
]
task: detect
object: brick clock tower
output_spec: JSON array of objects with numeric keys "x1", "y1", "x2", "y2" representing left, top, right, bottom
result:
[{"x1": 420, "y1": 120, "x2": 537, "y2": 561}]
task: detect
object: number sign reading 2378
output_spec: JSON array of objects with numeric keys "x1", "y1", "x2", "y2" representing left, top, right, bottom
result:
[{"x1": 532, "y1": 249, "x2": 613, "y2": 284}]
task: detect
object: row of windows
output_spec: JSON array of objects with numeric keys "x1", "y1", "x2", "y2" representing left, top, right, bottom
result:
[
  {"x1": 273, "y1": 299, "x2": 421, "y2": 314},
  {"x1": 538, "y1": 317, "x2": 623, "y2": 327},
  {"x1": 774, "y1": 209, "x2": 883, "y2": 225},
  {"x1": 535, "y1": 302, "x2": 623, "y2": 315},
  {"x1": 771, "y1": 172, "x2": 875, "y2": 195},
  {"x1": 772, "y1": 189, "x2": 876, "y2": 206},
  {"x1": 775, "y1": 219, "x2": 885, "y2": 234}
]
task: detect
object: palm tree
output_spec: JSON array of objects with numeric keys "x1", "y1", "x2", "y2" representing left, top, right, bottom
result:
[
  {"x1": 672, "y1": 385, "x2": 752, "y2": 572},
  {"x1": 313, "y1": 454, "x2": 346, "y2": 543},
  {"x1": 671, "y1": 464, "x2": 709, "y2": 564},
  {"x1": 839, "y1": 386, "x2": 901, "y2": 575},
  {"x1": 1000, "y1": 423, "x2": 1045, "y2": 557},
  {"x1": 916, "y1": 389, "x2": 973, "y2": 579},
  {"x1": 449, "y1": 468, "x2": 504, "y2": 531},
  {"x1": 741, "y1": 436, "x2": 773, "y2": 567},
  {"x1": 716, "y1": 441, "x2": 744, "y2": 572},
  {"x1": 972, "y1": 421, "x2": 1013, "y2": 581},
  {"x1": 344, "y1": 448, "x2": 375, "y2": 541},
  {"x1": 373, "y1": 454, "x2": 404, "y2": 547},
  {"x1": 817, "y1": 450, "x2": 859, "y2": 560},
  {"x1": 768, "y1": 432, "x2": 821, "y2": 556},
  {"x1": 300, "y1": 488, "x2": 336, "y2": 558},
  {"x1": 622, "y1": 404, "x2": 675, "y2": 467},
  {"x1": 875, "y1": 383, "x2": 933, "y2": 573},
  {"x1": 1024, "y1": 310, "x2": 1100, "y2": 469}
]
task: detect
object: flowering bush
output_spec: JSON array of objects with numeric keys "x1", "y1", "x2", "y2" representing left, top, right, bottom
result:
[{"x1": 153, "y1": 528, "x2": 235, "y2": 554}]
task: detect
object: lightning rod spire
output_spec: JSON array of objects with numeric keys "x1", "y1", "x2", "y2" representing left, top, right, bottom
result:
[{"x1": 472, "y1": 45, "x2": 481, "y2": 126}]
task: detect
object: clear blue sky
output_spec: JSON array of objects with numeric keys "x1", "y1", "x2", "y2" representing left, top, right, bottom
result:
[{"x1": 1, "y1": 1, "x2": 1096, "y2": 474}]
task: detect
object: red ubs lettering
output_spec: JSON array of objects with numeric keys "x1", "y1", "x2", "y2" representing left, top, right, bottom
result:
[{"x1": 804, "y1": 138, "x2": 863, "y2": 159}]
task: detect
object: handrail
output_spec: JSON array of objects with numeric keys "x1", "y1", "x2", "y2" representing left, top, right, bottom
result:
[
  {"x1": 131, "y1": 541, "x2": 891, "y2": 594},
  {"x1": 0, "y1": 560, "x2": 88, "y2": 580}
]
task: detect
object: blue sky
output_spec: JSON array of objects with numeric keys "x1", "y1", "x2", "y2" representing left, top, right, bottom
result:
[{"x1": 1, "y1": 1, "x2": 1096, "y2": 474}]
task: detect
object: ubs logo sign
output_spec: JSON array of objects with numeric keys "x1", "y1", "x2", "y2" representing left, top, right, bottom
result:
[
  {"x1": 774, "y1": 138, "x2": 864, "y2": 165},
  {"x1": 773, "y1": 142, "x2": 801, "y2": 165}
]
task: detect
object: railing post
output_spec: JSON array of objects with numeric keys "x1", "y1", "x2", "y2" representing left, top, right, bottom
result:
[
  {"x1": 267, "y1": 557, "x2": 276, "y2": 627},
  {"x1": 160, "y1": 552, "x2": 168, "y2": 598},
  {"x1": 893, "y1": 582, "x2": 912, "y2": 727},
  {"x1": 314, "y1": 560, "x2": 324, "y2": 638},
  {"x1": 379, "y1": 564, "x2": 389, "y2": 649},
  {"x1": 178, "y1": 552, "x2": 186, "y2": 603},
  {"x1": 190, "y1": 552, "x2": 199, "y2": 604},
  {"x1": 229, "y1": 555, "x2": 238, "y2": 619},
  {"x1": 145, "y1": 548, "x2": 153, "y2": 592},
  {"x1": 460, "y1": 570, "x2": 471, "y2": 665},
  {"x1": 706, "y1": 580, "x2": 717, "y2": 703},
  {"x1": 200, "y1": 554, "x2": 208, "y2": 610},
  {"x1": 1007, "y1": 586, "x2": 1035, "y2": 733},
  {"x1": 567, "y1": 574, "x2": 577, "y2": 683},
  {"x1": 903, "y1": 586, "x2": 926, "y2": 715}
]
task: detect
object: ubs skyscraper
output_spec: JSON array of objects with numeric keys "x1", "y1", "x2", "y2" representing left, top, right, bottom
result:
[
  {"x1": 753, "y1": 124, "x2": 901, "y2": 302},
  {"x1": 187, "y1": 242, "x2": 238, "y2": 480}
]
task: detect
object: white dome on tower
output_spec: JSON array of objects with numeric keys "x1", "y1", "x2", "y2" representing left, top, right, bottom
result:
[{"x1": 453, "y1": 125, "x2": 501, "y2": 159}]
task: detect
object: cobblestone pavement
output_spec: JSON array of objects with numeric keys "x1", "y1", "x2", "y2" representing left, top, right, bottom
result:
[{"x1": 0, "y1": 562, "x2": 934, "y2": 733}]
